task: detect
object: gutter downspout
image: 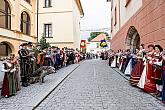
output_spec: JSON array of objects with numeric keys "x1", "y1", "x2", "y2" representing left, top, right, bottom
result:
[
  {"x1": 37, "y1": 0, "x2": 39, "y2": 43},
  {"x1": 118, "y1": 0, "x2": 121, "y2": 28}
]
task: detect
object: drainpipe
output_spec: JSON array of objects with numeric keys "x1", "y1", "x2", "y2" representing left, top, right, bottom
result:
[
  {"x1": 37, "y1": 0, "x2": 39, "y2": 43},
  {"x1": 118, "y1": 0, "x2": 121, "y2": 28}
]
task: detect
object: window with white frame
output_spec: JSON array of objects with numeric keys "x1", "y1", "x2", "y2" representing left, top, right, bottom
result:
[{"x1": 44, "y1": 24, "x2": 52, "y2": 38}]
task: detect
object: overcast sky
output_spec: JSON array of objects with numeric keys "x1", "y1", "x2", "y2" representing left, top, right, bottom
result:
[{"x1": 80, "y1": 0, "x2": 111, "y2": 40}]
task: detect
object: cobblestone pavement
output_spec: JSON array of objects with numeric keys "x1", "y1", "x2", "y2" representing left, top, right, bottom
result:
[
  {"x1": 0, "y1": 64, "x2": 79, "y2": 110},
  {"x1": 36, "y1": 60, "x2": 165, "y2": 110}
]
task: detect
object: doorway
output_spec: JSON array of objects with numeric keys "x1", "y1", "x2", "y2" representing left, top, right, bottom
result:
[{"x1": 125, "y1": 26, "x2": 140, "y2": 49}]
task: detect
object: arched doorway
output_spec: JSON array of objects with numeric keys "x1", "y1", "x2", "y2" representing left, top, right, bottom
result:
[
  {"x1": 0, "y1": 42, "x2": 12, "y2": 56},
  {"x1": 125, "y1": 26, "x2": 140, "y2": 49}
]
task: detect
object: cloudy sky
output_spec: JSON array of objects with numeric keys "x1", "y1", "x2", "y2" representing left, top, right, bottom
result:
[{"x1": 80, "y1": 0, "x2": 111, "y2": 40}]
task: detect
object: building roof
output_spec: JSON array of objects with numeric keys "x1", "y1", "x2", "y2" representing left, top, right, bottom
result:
[
  {"x1": 90, "y1": 34, "x2": 106, "y2": 42},
  {"x1": 76, "y1": 0, "x2": 84, "y2": 16}
]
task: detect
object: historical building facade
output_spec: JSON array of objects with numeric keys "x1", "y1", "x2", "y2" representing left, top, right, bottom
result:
[
  {"x1": 109, "y1": 0, "x2": 165, "y2": 51},
  {"x1": 0, "y1": 0, "x2": 37, "y2": 56},
  {"x1": 37, "y1": 0, "x2": 84, "y2": 49}
]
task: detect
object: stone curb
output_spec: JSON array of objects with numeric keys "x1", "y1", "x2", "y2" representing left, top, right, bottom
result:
[{"x1": 31, "y1": 64, "x2": 80, "y2": 110}]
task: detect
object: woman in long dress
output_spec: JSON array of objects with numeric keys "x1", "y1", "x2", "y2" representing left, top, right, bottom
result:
[
  {"x1": 138, "y1": 44, "x2": 155, "y2": 90},
  {"x1": 124, "y1": 52, "x2": 133, "y2": 76},
  {"x1": 130, "y1": 45, "x2": 145, "y2": 86},
  {"x1": 144, "y1": 45, "x2": 156, "y2": 93},
  {"x1": 1, "y1": 57, "x2": 16, "y2": 98},
  {"x1": 75, "y1": 51, "x2": 79, "y2": 64},
  {"x1": 10, "y1": 54, "x2": 21, "y2": 91},
  {"x1": 111, "y1": 52, "x2": 117, "y2": 68},
  {"x1": 121, "y1": 51, "x2": 127, "y2": 72}
]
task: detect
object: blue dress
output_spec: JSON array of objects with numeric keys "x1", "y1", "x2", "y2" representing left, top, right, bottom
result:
[{"x1": 162, "y1": 60, "x2": 165, "y2": 103}]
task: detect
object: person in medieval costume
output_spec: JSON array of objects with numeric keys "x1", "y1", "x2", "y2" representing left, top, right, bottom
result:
[
  {"x1": 130, "y1": 44, "x2": 145, "y2": 86},
  {"x1": 75, "y1": 51, "x2": 79, "y2": 64},
  {"x1": 1, "y1": 56, "x2": 16, "y2": 98},
  {"x1": 121, "y1": 50, "x2": 128, "y2": 73},
  {"x1": 18, "y1": 43, "x2": 30, "y2": 87},
  {"x1": 143, "y1": 44, "x2": 156, "y2": 93},
  {"x1": 60, "y1": 48, "x2": 65, "y2": 67},
  {"x1": 27, "y1": 42, "x2": 36, "y2": 74},
  {"x1": 111, "y1": 52, "x2": 117, "y2": 68},
  {"x1": 10, "y1": 54, "x2": 21, "y2": 91},
  {"x1": 44, "y1": 47, "x2": 52, "y2": 66},
  {"x1": 55, "y1": 48, "x2": 60, "y2": 69},
  {"x1": 124, "y1": 50, "x2": 133, "y2": 76},
  {"x1": 162, "y1": 52, "x2": 165, "y2": 103},
  {"x1": 34, "y1": 44, "x2": 42, "y2": 69},
  {"x1": 49, "y1": 47, "x2": 55, "y2": 67},
  {"x1": 36, "y1": 47, "x2": 46, "y2": 67},
  {"x1": 151, "y1": 45, "x2": 163, "y2": 97},
  {"x1": 52, "y1": 46, "x2": 57, "y2": 69},
  {"x1": 63, "y1": 48, "x2": 68, "y2": 67}
]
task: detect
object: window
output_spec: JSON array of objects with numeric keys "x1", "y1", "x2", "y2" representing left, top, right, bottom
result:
[
  {"x1": 111, "y1": 0, "x2": 113, "y2": 11},
  {"x1": 25, "y1": 0, "x2": 31, "y2": 4},
  {"x1": 44, "y1": 24, "x2": 52, "y2": 38},
  {"x1": 114, "y1": 7, "x2": 117, "y2": 26},
  {"x1": 125, "y1": 0, "x2": 131, "y2": 7},
  {"x1": 44, "y1": 0, "x2": 51, "y2": 8},
  {"x1": 0, "y1": 0, "x2": 11, "y2": 29},
  {"x1": 21, "y1": 11, "x2": 31, "y2": 35}
]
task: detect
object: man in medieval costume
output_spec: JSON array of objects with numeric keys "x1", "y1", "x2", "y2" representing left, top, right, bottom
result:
[{"x1": 18, "y1": 43, "x2": 30, "y2": 87}]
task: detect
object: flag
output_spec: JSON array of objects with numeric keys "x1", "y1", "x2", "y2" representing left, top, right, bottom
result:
[
  {"x1": 100, "y1": 39, "x2": 108, "y2": 48},
  {"x1": 80, "y1": 40, "x2": 86, "y2": 48}
]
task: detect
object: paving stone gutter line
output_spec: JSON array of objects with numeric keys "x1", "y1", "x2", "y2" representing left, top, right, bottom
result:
[
  {"x1": 111, "y1": 67, "x2": 165, "y2": 107},
  {"x1": 32, "y1": 64, "x2": 80, "y2": 110}
]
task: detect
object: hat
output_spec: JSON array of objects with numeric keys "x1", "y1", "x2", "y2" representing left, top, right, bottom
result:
[
  {"x1": 28, "y1": 42, "x2": 32, "y2": 46},
  {"x1": 148, "y1": 44, "x2": 155, "y2": 49},
  {"x1": 22, "y1": 43, "x2": 28, "y2": 46},
  {"x1": 155, "y1": 45, "x2": 163, "y2": 52}
]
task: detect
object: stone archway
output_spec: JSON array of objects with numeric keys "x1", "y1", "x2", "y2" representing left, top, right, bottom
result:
[
  {"x1": 0, "y1": 41, "x2": 14, "y2": 56},
  {"x1": 125, "y1": 26, "x2": 140, "y2": 49}
]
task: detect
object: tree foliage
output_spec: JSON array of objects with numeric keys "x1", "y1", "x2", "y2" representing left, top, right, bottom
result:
[
  {"x1": 88, "y1": 32, "x2": 109, "y2": 41},
  {"x1": 39, "y1": 36, "x2": 51, "y2": 49}
]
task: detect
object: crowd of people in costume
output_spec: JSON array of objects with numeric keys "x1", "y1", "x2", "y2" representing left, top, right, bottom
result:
[
  {"x1": 107, "y1": 44, "x2": 165, "y2": 104},
  {"x1": 0, "y1": 42, "x2": 81, "y2": 98}
]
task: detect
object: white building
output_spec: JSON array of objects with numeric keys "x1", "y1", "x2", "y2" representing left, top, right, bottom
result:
[{"x1": 38, "y1": 0, "x2": 84, "y2": 49}]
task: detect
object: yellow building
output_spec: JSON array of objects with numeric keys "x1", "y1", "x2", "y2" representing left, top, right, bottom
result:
[
  {"x1": 37, "y1": 0, "x2": 84, "y2": 49},
  {"x1": 0, "y1": 0, "x2": 37, "y2": 56}
]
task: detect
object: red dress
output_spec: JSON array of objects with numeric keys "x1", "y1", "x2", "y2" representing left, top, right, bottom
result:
[
  {"x1": 1, "y1": 63, "x2": 9, "y2": 97},
  {"x1": 130, "y1": 58, "x2": 144, "y2": 86},
  {"x1": 144, "y1": 52, "x2": 156, "y2": 93},
  {"x1": 144, "y1": 62, "x2": 156, "y2": 93}
]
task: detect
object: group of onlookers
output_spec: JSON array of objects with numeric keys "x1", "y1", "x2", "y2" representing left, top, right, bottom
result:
[
  {"x1": 86, "y1": 53, "x2": 99, "y2": 59},
  {"x1": 107, "y1": 44, "x2": 165, "y2": 104},
  {"x1": 0, "y1": 42, "x2": 81, "y2": 98}
]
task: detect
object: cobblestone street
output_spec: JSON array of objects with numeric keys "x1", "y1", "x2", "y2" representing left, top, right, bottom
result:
[
  {"x1": 36, "y1": 60, "x2": 165, "y2": 110},
  {"x1": 0, "y1": 64, "x2": 79, "y2": 110}
]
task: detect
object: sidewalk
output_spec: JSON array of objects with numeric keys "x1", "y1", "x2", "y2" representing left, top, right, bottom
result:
[{"x1": 0, "y1": 64, "x2": 79, "y2": 110}]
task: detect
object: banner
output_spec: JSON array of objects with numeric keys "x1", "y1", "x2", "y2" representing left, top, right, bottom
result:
[
  {"x1": 100, "y1": 39, "x2": 108, "y2": 48},
  {"x1": 80, "y1": 40, "x2": 86, "y2": 49}
]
